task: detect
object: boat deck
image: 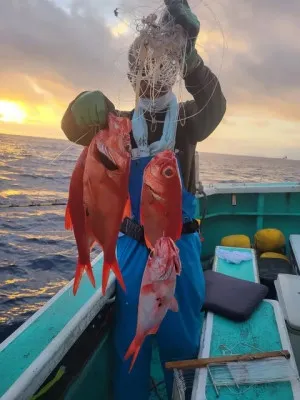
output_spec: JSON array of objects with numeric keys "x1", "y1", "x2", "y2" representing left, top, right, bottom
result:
[
  {"x1": 1, "y1": 182, "x2": 300, "y2": 399},
  {"x1": 192, "y1": 246, "x2": 300, "y2": 400}
]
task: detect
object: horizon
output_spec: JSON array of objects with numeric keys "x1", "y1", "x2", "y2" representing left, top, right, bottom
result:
[
  {"x1": 0, "y1": 0, "x2": 299, "y2": 160},
  {"x1": 2, "y1": 131, "x2": 299, "y2": 162}
]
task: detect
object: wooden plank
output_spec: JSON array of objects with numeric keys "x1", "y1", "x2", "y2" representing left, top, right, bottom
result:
[{"x1": 165, "y1": 350, "x2": 290, "y2": 370}]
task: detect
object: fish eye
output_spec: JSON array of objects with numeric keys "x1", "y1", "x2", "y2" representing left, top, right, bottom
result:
[{"x1": 162, "y1": 167, "x2": 174, "y2": 178}]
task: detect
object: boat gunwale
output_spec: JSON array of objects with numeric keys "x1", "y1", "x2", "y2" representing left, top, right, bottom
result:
[
  {"x1": 0, "y1": 252, "x2": 103, "y2": 353},
  {"x1": 197, "y1": 182, "x2": 300, "y2": 197},
  {"x1": 0, "y1": 252, "x2": 118, "y2": 400}
]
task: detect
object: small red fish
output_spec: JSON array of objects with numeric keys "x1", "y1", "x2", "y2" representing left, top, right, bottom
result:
[
  {"x1": 140, "y1": 150, "x2": 182, "y2": 249},
  {"x1": 125, "y1": 236, "x2": 181, "y2": 371},
  {"x1": 65, "y1": 147, "x2": 96, "y2": 295},
  {"x1": 83, "y1": 113, "x2": 132, "y2": 295}
]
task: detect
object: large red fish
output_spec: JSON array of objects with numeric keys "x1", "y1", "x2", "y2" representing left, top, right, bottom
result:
[
  {"x1": 83, "y1": 113, "x2": 132, "y2": 295},
  {"x1": 125, "y1": 236, "x2": 181, "y2": 371},
  {"x1": 140, "y1": 150, "x2": 182, "y2": 249},
  {"x1": 65, "y1": 147, "x2": 96, "y2": 295}
]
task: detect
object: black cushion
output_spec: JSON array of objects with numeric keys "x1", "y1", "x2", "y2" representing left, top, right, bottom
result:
[{"x1": 203, "y1": 270, "x2": 269, "y2": 321}]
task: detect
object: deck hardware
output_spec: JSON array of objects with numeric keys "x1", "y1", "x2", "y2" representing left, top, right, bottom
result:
[{"x1": 232, "y1": 194, "x2": 237, "y2": 206}]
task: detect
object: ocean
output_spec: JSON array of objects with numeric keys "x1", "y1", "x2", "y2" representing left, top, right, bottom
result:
[{"x1": 1, "y1": 132, "x2": 300, "y2": 343}]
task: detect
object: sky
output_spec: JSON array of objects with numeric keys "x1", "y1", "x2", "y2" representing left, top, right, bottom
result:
[{"x1": 0, "y1": 0, "x2": 299, "y2": 159}]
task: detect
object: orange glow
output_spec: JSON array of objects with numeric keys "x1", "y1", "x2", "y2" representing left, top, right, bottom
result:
[
  {"x1": 110, "y1": 20, "x2": 130, "y2": 37},
  {"x1": 0, "y1": 100, "x2": 27, "y2": 124},
  {"x1": 0, "y1": 28, "x2": 299, "y2": 160}
]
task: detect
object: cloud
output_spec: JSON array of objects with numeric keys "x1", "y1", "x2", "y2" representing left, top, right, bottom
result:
[
  {"x1": 0, "y1": 1, "x2": 128, "y2": 94},
  {"x1": 205, "y1": 0, "x2": 300, "y2": 120},
  {"x1": 0, "y1": 0, "x2": 299, "y2": 152},
  {"x1": 1, "y1": 0, "x2": 300, "y2": 101}
]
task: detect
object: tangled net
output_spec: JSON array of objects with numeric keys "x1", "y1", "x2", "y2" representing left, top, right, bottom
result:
[
  {"x1": 111, "y1": 0, "x2": 225, "y2": 122},
  {"x1": 128, "y1": 10, "x2": 188, "y2": 104}
]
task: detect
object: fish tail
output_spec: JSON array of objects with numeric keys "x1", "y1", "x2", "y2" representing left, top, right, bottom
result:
[
  {"x1": 124, "y1": 335, "x2": 143, "y2": 373},
  {"x1": 64, "y1": 202, "x2": 73, "y2": 230},
  {"x1": 73, "y1": 261, "x2": 96, "y2": 295},
  {"x1": 102, "y1": 256, "x2": 126, "y2": 295},
  {"x1": 85, "y1": 262, "x2": 96, "y2": 288}
]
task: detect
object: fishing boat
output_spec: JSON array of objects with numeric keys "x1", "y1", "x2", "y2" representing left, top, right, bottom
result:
[{"x1": 1, "y1": 179, "x2": 300, "y2": 400}]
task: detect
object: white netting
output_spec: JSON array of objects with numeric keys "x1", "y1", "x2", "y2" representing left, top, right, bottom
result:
[
  {"x1": 172, "y1": 345, "x2": 300, "y2": 399},
  {"x1": 110, "y1": 0, "x2": 226, "y2": 120},
  {"x1": 127, "y1": 10, "x2": 187, "y2": 102}
]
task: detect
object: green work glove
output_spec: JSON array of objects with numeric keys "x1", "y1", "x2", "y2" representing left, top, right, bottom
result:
[
  {"x1": 163, "y1": 0, "x2": 201, "y2": 74},
  {"x1": 61, "y1": 90, "x2": 116, "y2": 146},
  {"x1": 71, "y1": 90, "x2": 115, "y2": 127}
]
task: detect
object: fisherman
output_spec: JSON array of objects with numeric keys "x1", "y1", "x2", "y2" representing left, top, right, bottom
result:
[{"x1": 61, "y1": 0, "x2": 226, "y2": 398}]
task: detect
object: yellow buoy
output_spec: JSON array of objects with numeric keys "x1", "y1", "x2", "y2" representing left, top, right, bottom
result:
[
  {"x1": 221, "y1": 235, "x2": 251, "y2": 248},
  {"x1": 260, "y1": 252, "x2": 289, "y2": 262},
  {"x1": 254, "y1": 229, "x2": 285, "y2": 252}
]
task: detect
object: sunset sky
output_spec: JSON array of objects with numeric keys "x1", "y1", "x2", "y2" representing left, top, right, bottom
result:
[{"x1": 0, "y1": 0, "x2": 299, "y2": 159}]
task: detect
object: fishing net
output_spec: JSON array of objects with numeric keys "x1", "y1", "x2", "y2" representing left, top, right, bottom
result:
[
  {"x1": 127, "y1": 11, "x2": 187, "y2": 103},
  {"x1": 171, "y1": 345, "x2": 300, "y2": 399},
  {"x1": 110, "y1": 0, "x2": 226, "y2": 119}
]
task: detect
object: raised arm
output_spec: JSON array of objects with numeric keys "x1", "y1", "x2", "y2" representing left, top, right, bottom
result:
[
  {"x1": 182, "y1": 51, "x2": 226, "y2": 143},
  {"x1": 164, "y1": 0, "x2": 226, "y2": 143}
]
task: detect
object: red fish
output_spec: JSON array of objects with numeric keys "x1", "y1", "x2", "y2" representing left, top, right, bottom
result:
[
  {"x1": 140, "y1": 150, "x2": 182, "y2": 249},
  {"x1": 83, "y1": 113, "x2": 132, "y2": 295},
  {"x1": 65, "y1": 147, "x2": 96, "y2": 295},
  {"x1": 125, "y1": 236, "x2": 181, "y2": 371}
]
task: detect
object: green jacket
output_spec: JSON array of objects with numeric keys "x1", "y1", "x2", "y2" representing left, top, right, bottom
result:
[{"x1": 61, "y1": 57, "x2": 226, "y2": 194}]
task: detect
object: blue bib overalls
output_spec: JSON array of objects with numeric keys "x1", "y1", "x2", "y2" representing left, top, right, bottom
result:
[{"x1": 113, "y1": 154, "x2": 205, "y2": 399}]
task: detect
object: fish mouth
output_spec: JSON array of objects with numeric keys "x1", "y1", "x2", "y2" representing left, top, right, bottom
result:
[
  {"x1": 145, "y1": 183, "x2": 164, "y2": 202},
  {"x1": 96, "y1": 142, "x2": 119, "y2": 171},
  {"x1": 151, "y1": 190, "x2": 164, "y2": 202}
]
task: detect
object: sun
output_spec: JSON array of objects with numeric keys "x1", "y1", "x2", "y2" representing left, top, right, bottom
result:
[{"x1": 0, "y1": 100, "x2": 27, "y2": 124}]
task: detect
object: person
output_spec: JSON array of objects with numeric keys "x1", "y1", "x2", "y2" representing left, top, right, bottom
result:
[{"x1": 61, "y1": 1, "x2": 226, "y2": 398}]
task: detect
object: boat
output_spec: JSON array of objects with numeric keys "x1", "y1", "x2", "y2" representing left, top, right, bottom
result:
[{"x1": 1, "y1": 180, "x2": 300, "y2": 400}]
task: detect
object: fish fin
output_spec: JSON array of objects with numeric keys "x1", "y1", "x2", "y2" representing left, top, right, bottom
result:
[
  {"x1": 148, "y1": 325, "x2": 159, "y2": 335},
  {"x1": 169, "y1": 296, "x2": 179, "y2": 312},
  {"x1": 73, "y1": 261, "x2": 96, "y2": 295},
  {"x1": 102, "y1": 256, "x2": 126, "y2": 295},
  {"x1": 141, "y1": 283, "x2": 154, "y2": 295},
  {"x1": 144, "y1": 235, "x2": 154, "y2": 251},
  {"x1": 89, "y1": 238, "x2": 96, "y2": 249},
  {"x1": 86, "y1": 222, "x2": 96, "y2": 249},
  {"x1": 124, "y1": 335, "x2": 144, "y2": 373},
  {"x1": 122, "y1": 196, "x2": 132, "y2": 219},
  {"x1": 151, "y1": 194, "x2": 166, "y2": 213},
  {"x1": 64, "y1": 203, "x2": 73, "y2": 231},
  {"x1": 175, "y1": 222, "x2": 183, "y2": 242},
  {"x1": 174, "y1": 255, "x2": 182, "y2": 275},
  {"x1": 73, "y1": 265, "x2": 84, "y2": 295},
  {"x1": 87, "y1": 231, "x2": 96, "y2": 250}
]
